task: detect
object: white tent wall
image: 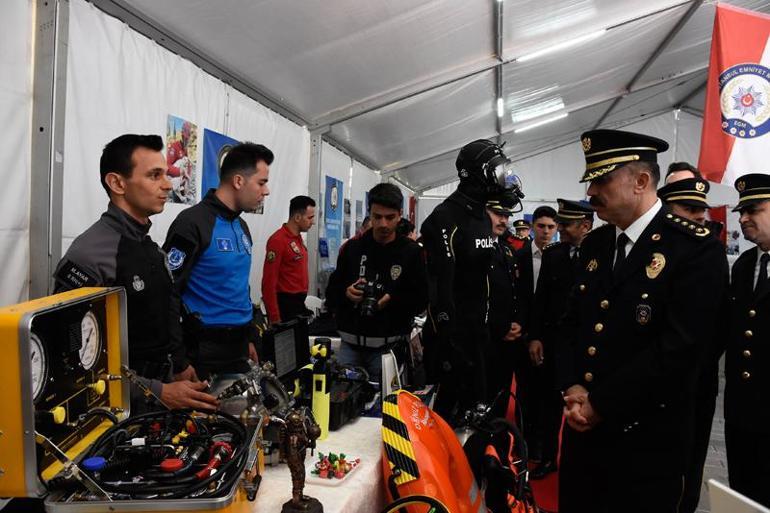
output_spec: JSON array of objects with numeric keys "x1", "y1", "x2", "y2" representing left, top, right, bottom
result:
[
  {"x1": 63, "y1": 0, "x2": 311, "y2": 303},
  {"x1": 351, "y1": 161, "x2": 380, "y2": 225},
  {"x1": 0, "y1": 0, "x2": 33, "y2": 304}
]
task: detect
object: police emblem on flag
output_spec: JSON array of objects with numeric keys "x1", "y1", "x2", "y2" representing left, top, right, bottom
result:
[{"x1": 719, "y1": 63, "x2": 770, "y2": 139}]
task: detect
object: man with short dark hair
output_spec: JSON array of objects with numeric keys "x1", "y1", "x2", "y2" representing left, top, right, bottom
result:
[
  {"x1": 557, "y1": 129, "x2": 727, "y2": 512},
  {"x1": 724, "y1": 174, "x2": 770, "y2": 507},
  {"x1": 326, "y1": 183, "x2": 427, "y2": 381},
  {"x1": 262, "y1": 195, "x2": 316, "y2": 324},
  {"x1": 164, "y1": 142, "x2": 272, "y2": 379},
  {"x1": 527, "y1": 199, "x2": 594, "y2": 479},
  {"x1": 517, "y1": 206, "x2": 557, "y2": 297},
  {"x1": 54, "y1": 134, "x2": 218, "y2": 412},
  {"x1": 665, "y1": 161, "x2": 702, "y2": 184}
]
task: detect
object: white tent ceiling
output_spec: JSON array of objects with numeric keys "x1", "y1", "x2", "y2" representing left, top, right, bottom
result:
[{"x1": 93, "y1": 0, "x2": 770, "y2": 191}]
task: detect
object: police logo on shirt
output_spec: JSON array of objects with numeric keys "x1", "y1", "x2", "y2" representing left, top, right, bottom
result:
[
  {"x1": 216, "y1": 238, "x2": 234, "y2": 252},
  {"x1": 390, "y1": 265, "x2": 402, "y2": 281},
  {"x1": 636, "y1": 304, "x2": 651, "y2": 325},
  {"x1": 132, "y1": 275, "x2": 145, "y2": 292},
  {"x1": 290, "y1": 241, "x2": 302, "y2": 255},
  {"x1": 242, "y1": 234, "x2": 252, "y2": 255},
  {"x1": 167, "y1": 247, "x2": 186, "y2": 271}
]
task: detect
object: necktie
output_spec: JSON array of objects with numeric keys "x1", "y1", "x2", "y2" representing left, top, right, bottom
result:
[
  {"x1": 757, "y1": 253, "x2": 770, "y2": 291},
  {"x1": 614, "y1": 233, "x2": 630, "y2": 272}
]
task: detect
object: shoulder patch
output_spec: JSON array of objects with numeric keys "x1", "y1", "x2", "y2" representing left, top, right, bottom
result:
[
  {"x1": 55, "y1": 260, "x2": 98, "y2": 289},
  {"x1": 266, "y1": 250, "x2": 277, "y2": 263},
  {"x1": 664, "y1": 213, "x2": 711, "y2": 239},
  {"x1": 166, "y1": 247, "x2": 186, "y2": 271}
]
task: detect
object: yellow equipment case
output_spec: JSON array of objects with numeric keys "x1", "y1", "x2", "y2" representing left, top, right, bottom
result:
[{"x1": 0, "y1": 287, "x2": 261, "y2": 512}]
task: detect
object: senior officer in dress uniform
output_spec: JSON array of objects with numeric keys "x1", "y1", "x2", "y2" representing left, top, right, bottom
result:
[
  {"x1": 658, "y1": 176, "x2": 725, "y2": 513},
  {"x1": 527, "y1": 199, "x2": 594, "y2": 480},
  {"x1": 725, "y1": 174, "x2": 770, "y2": 507},
  {"x1": 556, "y1": 129, "x2": 728, "y2": 513}
]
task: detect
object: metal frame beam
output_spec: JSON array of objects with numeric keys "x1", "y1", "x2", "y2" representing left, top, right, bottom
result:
[
  {"x1": 593, "y1": 0, "x2": 703, "y2": 129},
  {"x1": 494, "y1": 0, "x2": 504, "y2": 143},
  {"x1": 88, "y1": 0, "x2": 309, "y2": 127},
  {"x1": 306, "y1": 134, "x2": 323, "y2": 297},
  {"x1": 310, "y1": 0, "x2": 693, "y2": 131},
  {"x1": 389, "y1": 66, "x2": 706, "y2": 180},
  {"x1": 30, "y1": 0, "x2": 70, "y2": 298}
]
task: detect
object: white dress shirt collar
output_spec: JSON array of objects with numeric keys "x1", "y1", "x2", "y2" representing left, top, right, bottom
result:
[{"x1": 615, "y1": 199, "x2": 662, "y2": 245}]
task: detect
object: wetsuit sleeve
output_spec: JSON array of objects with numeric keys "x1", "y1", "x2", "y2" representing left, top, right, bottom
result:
[
  {"x1": 163, "y1": 211, "x2": 206, "y2": 294},
  {"x1": 420, "y1": 213, "x2": 458, "y2": 347},
  {"x1": 261, "y1": 233, "x2": 284, "y2": 323},
  {"x1": 53, "y1": 224, "x2": 118, "y2": 292}
]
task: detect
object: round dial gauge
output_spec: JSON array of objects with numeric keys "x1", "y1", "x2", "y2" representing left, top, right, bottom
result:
[
  {"x1": 79, "y1": 311, "x2": 101, "y2": 370},
  {"x1": 30, "y1": 333, "x2": 48, "y2": 402}
]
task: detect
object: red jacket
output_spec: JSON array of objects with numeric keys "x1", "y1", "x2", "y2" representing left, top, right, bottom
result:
[{"x1": 261, "y1": 224, "x2": 309, "y2": 323}]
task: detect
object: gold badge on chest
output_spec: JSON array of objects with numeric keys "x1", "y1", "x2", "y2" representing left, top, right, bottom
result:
[
  {"x1": 646, "y1": 252, "x2": 666, "y2": 279},
  {"x1": 587, "y1": 259, "x2": 598, "y2": 272}
]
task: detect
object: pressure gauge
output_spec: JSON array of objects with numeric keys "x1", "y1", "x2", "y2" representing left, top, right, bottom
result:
[
  {"x1": 79, "y1": 311, "x2": 101, "y2": 370},
  {"x1": 30, "y1": 332, "x2": 48, "y2": 402}
]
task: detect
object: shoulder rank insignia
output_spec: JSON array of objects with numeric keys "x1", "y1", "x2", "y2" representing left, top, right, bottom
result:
[
  {"x1": 646, "y1": 252, "x2": 666, "y2": 279},
  {"x1": 587, "y1": 259, "x2": 598, "y2": 272}
]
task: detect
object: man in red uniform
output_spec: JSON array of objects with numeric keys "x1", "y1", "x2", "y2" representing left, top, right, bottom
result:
[{"x1": 262, "y1": 195, "x2": 316, "y2": 323}]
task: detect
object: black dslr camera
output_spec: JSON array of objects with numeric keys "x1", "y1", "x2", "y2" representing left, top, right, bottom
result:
[{"x1": 354, "y1": 280, "x2": 382, "y2": 317}]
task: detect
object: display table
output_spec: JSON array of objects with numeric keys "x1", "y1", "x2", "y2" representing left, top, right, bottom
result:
[{"x1": 253, "y1": 416, "x2": 385, "y2": 513}]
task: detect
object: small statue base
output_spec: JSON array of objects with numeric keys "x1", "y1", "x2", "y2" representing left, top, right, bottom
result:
[{"x1": 281, "y1": 496, "x2": 323, "y2": 513}]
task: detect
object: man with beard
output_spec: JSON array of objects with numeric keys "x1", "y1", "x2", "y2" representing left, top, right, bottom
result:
[
  {"x1": 557, "y1": 129, "x2": 727, "y2": 513},
  {"x1": 421, "y1": 139, "x2": 524, "y2": 422},
  {"x1": 164, "y1": 142, "x2": 271, "y2": 379},
  {"x1": 724, "y1": 173, "x2": 770, "y2": 507},
  {"x1": 527, "y1": 199, "x2": 594, "y2": 479}
]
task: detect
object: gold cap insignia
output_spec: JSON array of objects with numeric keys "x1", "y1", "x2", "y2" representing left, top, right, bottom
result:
[
  {"x1": 695, "y1": 182, "x2": 706, "y2": 192},
  {"x1": 582, "y1": 137, "x2": 591, "y2": 152},
  {"x1": 587, "y1": 259, "x2": 598, "y2": 272},
  {"x1": 646, "y1": 252, "x2": 666, "y2": 279},
  {"x1": 737, "y1": 180, "x2": 746, "y2": 192}
]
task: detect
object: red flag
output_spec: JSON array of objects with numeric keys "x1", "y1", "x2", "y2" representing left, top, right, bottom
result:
[{"x1": 698, "y1": 4, "x2": 770, "y2": 185}]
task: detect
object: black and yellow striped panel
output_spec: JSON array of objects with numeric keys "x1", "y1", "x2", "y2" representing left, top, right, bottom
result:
[{"x1": 382, "y1": 391, "x2": 420, "y2": 485}]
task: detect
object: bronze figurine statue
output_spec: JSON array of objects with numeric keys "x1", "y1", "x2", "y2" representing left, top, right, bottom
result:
[{"x1": 280, "y1": 408, "x2": 323, "y2": 512}]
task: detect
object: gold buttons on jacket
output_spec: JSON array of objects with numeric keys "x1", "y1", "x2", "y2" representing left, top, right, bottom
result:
[
  {"x1": 594, "y1": 323, "x2": 604, "y2": 333},
  {"x1": 587, "y1": 346, "x2": 597, "y2": 356},
  {"x1": 742, "y1": 371, "x2": 751, "y2": 380},
  {"x1": 600, "y1": 300, "x2": 609, "y2": 310},
  {"x1": 584, "y1": 372, "x2": 594, "y2": 382},
  {"x1": 641, "y1": 293, "x2": 649, "y2": 299},
  {"x1": 579, "y1": 284, "x2": 586, "y2": 292},
  {"x1": 749, "y1": 309, "x2": 756, "y2": 317},
  {"x1": 745, "y1": 330, "x2": 753, "y2": 338},
  {"x1": 743, "y1": 350, "x2": 752, "y2": 358}
]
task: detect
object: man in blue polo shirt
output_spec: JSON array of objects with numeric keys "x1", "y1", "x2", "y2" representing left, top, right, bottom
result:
[{"x1": 164, "y1": 142, "x2": 271, "y2": 379}]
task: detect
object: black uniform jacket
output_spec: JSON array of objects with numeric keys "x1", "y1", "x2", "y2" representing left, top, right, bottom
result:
[
  {"x1": 557, "y1": 209, "x2": 727, "y2": 448},
  {"x1": 325, "y1": 230, "x2": 427, "y2": 338},
  {"x1": 530, "y1": 241, "x2": 578, "y2": 346},
  {"x1": 420, "y1": 189, "x2": 495, "y2": 363},
  {"x1": 725, "y1": 247, "x2": 770, "y2": 430}
]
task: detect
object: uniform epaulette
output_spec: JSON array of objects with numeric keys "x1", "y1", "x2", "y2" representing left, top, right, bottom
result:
[
  {"x1": 664, "y1": 212, "x2": 711, "y2": 238},
  {"x1": 543, "y1": 241, "x2": 563, "y2": 252}
]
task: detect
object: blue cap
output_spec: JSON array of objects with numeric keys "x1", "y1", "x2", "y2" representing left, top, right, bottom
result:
[{"x1": 82, "y1": 456, "x2": 106, "y2": 472}]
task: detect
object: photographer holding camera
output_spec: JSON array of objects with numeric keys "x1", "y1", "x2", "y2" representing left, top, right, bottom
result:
[{"x1": 325, "y1": 183, "x2": 428, "y2": 383}]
